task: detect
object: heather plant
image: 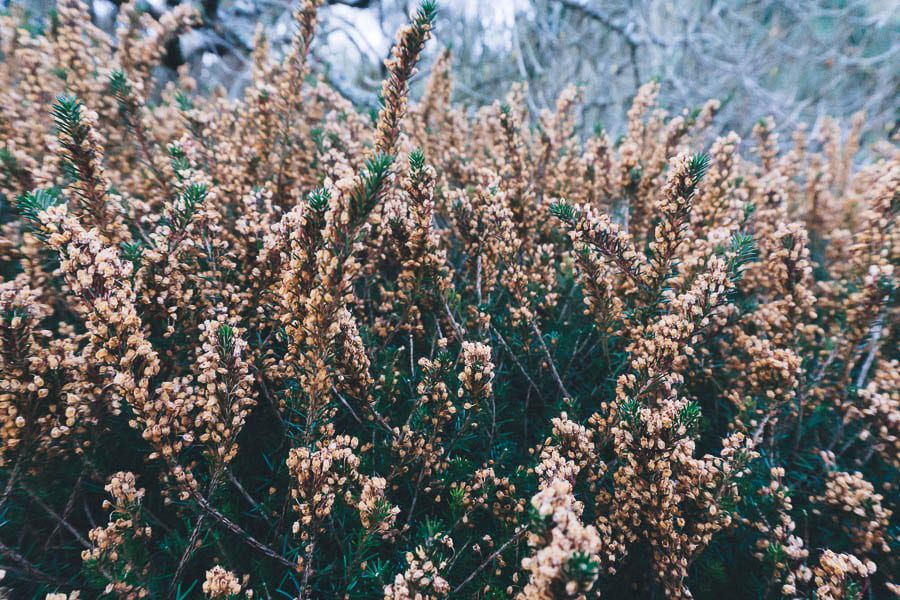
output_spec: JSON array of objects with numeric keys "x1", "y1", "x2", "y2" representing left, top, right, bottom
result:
[{"x1": 0, "y1": 2, "x2": 897, "y2": 599}]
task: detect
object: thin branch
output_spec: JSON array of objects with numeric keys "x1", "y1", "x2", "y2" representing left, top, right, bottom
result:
[
  {"x1": 491, "y1": 325, "x2": 545, "y2": 402},
  {"x1": 529, "y1": 318, "x2": 573, "y2": 400},
  {"x1": 855, "y1": 315, "x2": 884, "y2": 389},
  {"x1": 227, "y1": 468, "x2": 274, "y2": 526},
  {"x1": 0, "y1": 540, "x2": 63, "y2": 585},
  {"x1": 187, "y1": 484, "x2": 297, "y2": 569},
  {"x1": 0, "y1": 451, "x2": 26, "y2": 513},
  {"x1": 22, "y1": 484, "x2": 90, "y2": 549},
  {"x1": 450, "y1": 526, "x2": 527, "y2": 595}
]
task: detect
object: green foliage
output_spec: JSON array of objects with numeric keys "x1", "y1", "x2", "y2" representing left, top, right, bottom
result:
[
  {"x1": 168, "y1": 144, "x2": 191, "y2": 175},
  {"x1": 171, "y1": 183, "x2": 208, "y2": 230},
  {"x1": 415, "y1": 0, "x2": 439, "y2": 31},
  {"x1": 16, "y1": 187, "x2": 62, "y2": 234},
  {"x1": 688, "y1": 152, "x2": 711, "y2": 184},
  {"x1": 108, "y1": 69, "x2": 130, "y2": 99},
  {"x1": 308, "y1": 186, "x2": 331, "y2": 213},
  {"x1": 562, "y1": 551, "x2": 601, "y2": 594},
  {"x1": 408, "y1": 148, "x2": 426, "y2": 174},
  {"x1": 52, "y1": 95, "x2": 87, "y2": 145},
  {"x1": 349, "y1": 152, "x2": 394, "y2": 219},
  {"x1": 675, "y1": 400, "x2": 702, "y2": 436},
  {"x1": 549, "y1": 199, "x2": 579, "y2": 225},
  {"x1": 721, "y1": 232, "x2": 758, "y2": 284},
  {"x1": 218, "y1": 324, "x2": 235, "y2": 350}
]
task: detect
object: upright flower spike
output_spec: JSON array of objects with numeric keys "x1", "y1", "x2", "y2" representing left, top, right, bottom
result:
[
  {"x1": 645, "y1": 152, "x2": 710, "y2": 293},
  {"x1": 752, "y1": 116, "x2": 780, "y2": 172},
  {"x1": 281, "y1": 155, "x2": 392, "y2": 442},
  {"x1": 114, "y1": 0, "x2": 200, "y2": 86},
  {"x1": 286, "y1": 0, "x2": 323, "y2": 78},
  {"x1": 108, "y1": 70, "x2": 172, "y2": 198},
  {"x1": 374, "y1": 1, "x2": 438, "y2": 156},
  {"x1": 82, "y1": 472, "x2": 152, "y2": 599},
  {"x1": 413, "y1": 47, "x2": 453, "y2": 144},
  {"x1": 372, "y1": 148, "x2": 451, "y2": 338},
  {"x1": 0, "y1": 282, "x2": 81, "y2": 466},
  {"x1": 551, "y1": 200, "x2": 648, "y2": 288},
  {"x1": 191, "y1": 317, "x2": 257, "y2": 466},
  {"x1": 52, "y1": 96, "x2": 131, "y2": 244},
  {"x1": 458, "y1": 341, "x2": 495, "y2": 407},
  {"x1": 690, "y1": 132, "x2": 742, "y2": 233},
  {"x1": 30, "y1": 202, "x2": 159, "y2": 420},
  {"x1": 519, "y1": 478, "x2": 603, "y2": 600},
  {"x1": 271, "y1": 0, "x2": 323, "y2": 199}
]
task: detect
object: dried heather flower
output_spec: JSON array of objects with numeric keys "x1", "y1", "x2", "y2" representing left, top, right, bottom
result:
[
  {"x1": 519, "y1": 478, "x2": 602, "y2": 599},
  {"x1": 811, "y1": 550, "x2": 876, "y2": 600},
  {"x1": 359, "y1": 476, "x2": 400, "y2": 537},
  {"x1": 384, "y1": 534, "x2": 453, "y2": 600},
  {"x1": 202, "y1": 566, "x2": 243, "y2": 599},
  {"x1": 374, "y1": 2, "x2": 437, "y2": 156},
  {"x1": 82, "y1": 472, "x2": 152, "y2": 599}
]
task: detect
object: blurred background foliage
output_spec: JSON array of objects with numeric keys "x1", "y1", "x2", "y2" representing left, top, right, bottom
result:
[{"x1": 7, "y1": 0, "x2": 898, "y2": 142}]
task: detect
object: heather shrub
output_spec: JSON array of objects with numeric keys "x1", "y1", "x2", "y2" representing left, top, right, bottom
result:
[{"x1": 0, "y1": 2, "x2": 897, "y2": 599}]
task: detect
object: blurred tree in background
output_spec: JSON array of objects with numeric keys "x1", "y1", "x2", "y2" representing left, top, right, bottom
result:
[{"x1": 7, "y1": 0, "x2": 898, "y2": 142}]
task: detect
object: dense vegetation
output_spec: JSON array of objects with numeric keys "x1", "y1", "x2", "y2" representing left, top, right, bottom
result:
[{"x1": 0, "y1": 1, "x2": 896, "y2": 598}]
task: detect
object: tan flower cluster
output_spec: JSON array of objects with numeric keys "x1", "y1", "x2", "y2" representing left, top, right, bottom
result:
[
  {"x1": 358, "y1": 476, "x2": 400, "y2": 537},
  {"x1": 519, "y1": 478, "x2": 602, "y2": 599},
  {"x1": 450, "y1": 178, "x2": 521, "y2": 301},
  {"x1": 287, "y1": 435, "x2": 361, "y2": 543},
  {"x1": 82, "y1": 472, "x2": 151, "y2": 599},
  {"x1": 811, "y1": 550, "x2": 876, "y2": 600},
  {"x1": 34, "y1": 202, "x2": 159, "y2": 422},
  {"x1": 752, "y1": 467, "x2": 810, "y2": 597},
  {"x1": 725, "y1": 334, "x2": 802, "y2": 431},
  {"x1": 811, "y1": 471, "x2": 892, "y2": 554},
  {"x1": 534, "y1": 413, "x2": 601, "y2": 486},
  {"x1": 371, "y1": 152, "x2": 450, "y2": 338},
  {"x1": 0, "y1": 282, "x2": 82, "y2": 464},
  {"x1": 852, "y1": 360, "x2": 900, "y2": 467},
  {"x1": 52, "y1": 101, "x2": 129, "y2": 245},
  {"x1": 44, "y1": 593, "x2": 81, "y2": 600},
  {"x1": 458, "y1": 341, "x2": 495, "y2": 406},
  {"x1": 0, "y1": 0, "x2": 896, "y2": 596},
  {"x1": 188, "y1": 316, "x2": 257, "y2": 465},
  {"x1": 202, "y1": 565, "x2": 244, "y2": 599},
  {"x1": 447, "y1": 466, "x2": 526, "y2": 528},
  {"x1": 384, "y1": 534, "x2": 454, "y2": 600}
]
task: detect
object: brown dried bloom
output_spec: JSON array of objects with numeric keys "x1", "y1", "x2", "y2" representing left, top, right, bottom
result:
[
  {"x1": 359, "y1": 476, "x2": 400, "y2": 537},
  {"x1": 384, "y1": 534, "x2": 454, "y2": 600},
  {"x1": 811, "y1": 471, "x2": 892, "y2": 554},
  {"x1": 202, "y1": 565, "x2": 243, "y2": 599},
  {"x1": 811, "y1": 550, "x2": 876, "y2": 600},
  {"x1": 519, "y1": 478, "x2": 602, "y2": 600},
  {"x1": 82, "y1": 472, "x2": 151, "y2": 599}
]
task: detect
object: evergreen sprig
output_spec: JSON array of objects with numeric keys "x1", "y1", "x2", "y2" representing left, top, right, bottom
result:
[
  {"x1": 52, "y1": 96, "x2": 88, "y2": 147},
  {"x1": 172, "y1": 182, "x2": 208, "y2": 230},
  {"x1": 350, "y1": 152, "x2": 394, "y2": 220},
  {"x1": 549, "y1": 199, "x2": 580, "y2": 225},
  {"x1": 688, "y1": 152, "x2": 711, "y2": 184},
  {"x1": 414, "y1": 0, "x2": 439, "y2": 33},
  {"x1": 721, "y1": 232, "x2": 758, "y2": 284},
  {"x1": 16, "y1": 188, "x2": 63, "y2": 236}
]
